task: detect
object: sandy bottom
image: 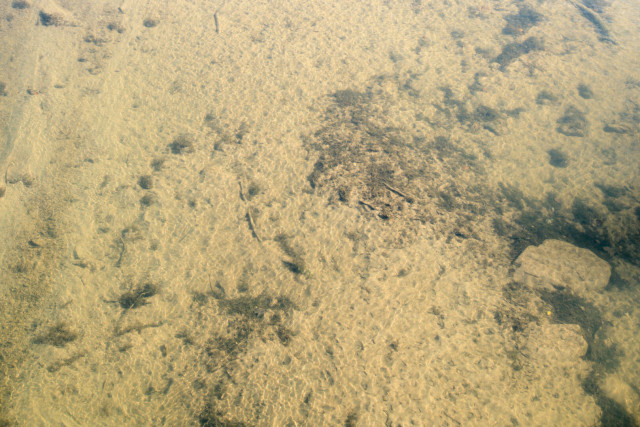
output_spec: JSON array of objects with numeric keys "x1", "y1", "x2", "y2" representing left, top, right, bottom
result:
[{"x1": 1, "y1": 0, "x2": 639, "y2": 425}]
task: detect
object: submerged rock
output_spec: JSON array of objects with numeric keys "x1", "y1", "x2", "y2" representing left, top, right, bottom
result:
[{"x1": 513, "y1": 239, "x2": 611, "y2": 297}]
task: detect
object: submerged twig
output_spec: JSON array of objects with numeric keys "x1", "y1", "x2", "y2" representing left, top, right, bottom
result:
[
  {"x1": 238, "y1": 181, "x2": 246, "y2": 202},
  {"x1": 358, "y1": 200, "x2": 376, "y2": 211},
  {"x1": 213, "y1": 0, "x2": 226, "y2": 34},
  {"x1": 239, "y1": 179, "x2": 262, "y2": 242},
  {"x1": 115, "y1": 237, "x2": 125, "y2": 267},
  {"x1": 246, "y1": 210, "x2": 262, "y2": 243},
  {"x1": 383, "y1": 182, "x2": 415, "y2": 203}
]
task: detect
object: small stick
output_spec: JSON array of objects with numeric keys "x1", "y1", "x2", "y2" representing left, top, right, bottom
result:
[
  {"x1": 115, "y1": 237, "x2": 125, "y2": 267},
  {"x1": 358, "y1": 200, "x2": 375, "y2": 211},
  {"x1": 245, "y1": 210, "x2": 262, "y2": 242},
  {"x1": 213, "y1": 0, "x2": 226, "y2": 34},
  {"x1": 208, "y1": 273, "x2": 215, "y2": 295},
  {"x1": 238, "y1": 181, "x2": 246, "y2": 202},
  {"x1": 383, "y1": 183, "x2": 414, "y2": 203}
]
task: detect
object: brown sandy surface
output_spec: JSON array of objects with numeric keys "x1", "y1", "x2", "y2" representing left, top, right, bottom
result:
[{"x1": 1, "y1": 0, "x2": 639, "y2": 425}]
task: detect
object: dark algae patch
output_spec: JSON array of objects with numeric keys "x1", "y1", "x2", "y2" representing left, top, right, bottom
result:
[
  {"x1": 117, "y1": 282, "x2": 159, "y2": 309},
  {"x1": 539, "y1": 290, "x2": 605, "y2": 354},
  {"x1": 536, "y1": 90, "x2": 558, "y2": 105},
  {"x1": 199, "y1": 404, "x2": 247, "y2": 427},
  {"x1": 492, "y1": 186, "x2": 640, "y2": 265},
  {"x1": 578, "y1": 84, "x2": 594, "y2": 99},
  {"x1": 304, "y1": 78, "x2": 494, "y2": 246},
  {"x1": 274, "y1": 234, "x2": 309, "y2": 276},
  {"x1": 170, "y1": 134, "x2": 195, "y2": 154},
  {"x1": 494, "y1": 37, "x2": 544, "y2": 71},
  {"x1": 502, "y1": 6, "x2": 543, "y2": 36},
  {"x1": 583, "y1": 371, "x2": 638, "y2": 427},
  {"x1": 138, "y1": 175, "x2": 153, "y2": 189},
  {"x1": 574, "y1": 2, "x2": 614, "y2": 43},
  {"x1": 218, "y1": 293, "x2": 295, "y2": 320},
  {"x1": 33, "y1": 322, "x2": 78, "y2": 347},
  {"x1": 540, "y1": 290, "x2": 636, "y2": 426},
  {"x1": 39, "y1": 11, "x2": 64, "y2": 26},
  {"x1": 547, "y1": 148, "x2": 568, "y2": 168},
  {"x1": 143, "y1": 18, "x2": 158, "y2": 28},
  {"x1": 198, "y1": 290, "x2": 297, "y2": 423},
  {"x1": 12, "y1": 1, "x2": 30, "y2": 9},
  {"x1": 557, "y1": 106, "x2": 588, "y2": 137}
]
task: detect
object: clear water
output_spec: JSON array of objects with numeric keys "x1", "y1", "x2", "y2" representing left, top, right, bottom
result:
[{"x1": 1, "y1": 0, "x2": 639, "y2": 425}]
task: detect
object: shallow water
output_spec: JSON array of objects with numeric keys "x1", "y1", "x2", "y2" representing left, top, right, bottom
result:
[{"x1": 1, "y1": 0, "x2": 639, "y2": 425}]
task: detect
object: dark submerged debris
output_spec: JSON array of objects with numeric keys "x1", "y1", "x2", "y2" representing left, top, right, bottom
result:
[
  {"x1": 39, "y1": 11, "x2": 63, "y2": 26},
  {"x1": 245, "y1": 182, "x2": 261, "y2": 200},
  {"x1": 494, "y1": 37, "x2": 544, "y2": 71},
  {"x1": 118, "y1": 282, "x2": 159, "y2": 309},
  {"x1": 143, "y1": 18, "x2": 158, "y2": 28},
  {"x1": 33, "y1": 322, "x2": 78, "y2": 347},
  {"x1": 494, "y1": 186, "x2": 640, "y2": 265},
  {"x1": 205, "y1": 291, "x2": 296, "y2": 363},
  {"x1": 594, "y1": 183, "x2": 626, "y2": 199},
  {"x1": 574, "y1": 2, "x2": 613, "y2": 43},
  {"x1": 83, "y1": 34, "x2": 107, "y2": 46},
  {"x1": 244, "y1": 210, "x2": 262, "y2": 242},
  {"x1": 578, "y1": 84, "x2": 594, "y2": 99},
  {"x1": 547, "y1": 148, "x2": 569, "y2": 168},
  {"x1": 473, "y1": 105, "x2": 500, "y2": 122},
  {"x1": 218, "y1": 293, "x2": 295, "y2": 319},
  {"x1": 12, "y1": 1, "x2": 30, "y2": 9},
  {"x1": 539, "y1": 290, "x2": 604, "y2": 348},
  {"x1": 582, "y1": 371, "x2": 638, "y2": 427},
  {"x1": 582, "y1": 0, "x2": 608, "y2": 13},
  {"x1": 106, "y1": 22, "x2": 125, "y2": 33},
  {"x1": 332, "y1": 89, "x2": 368, "y2": 108},
  {"x1": 536, "y1": 90, "x2": 558, "y2": 105},
  {"x1": 274, "y1": 234, "x2": 308, "y2": 276},
  {"x1": 170, "y1": 134, "x2": 194, "y2": 154},
  {"x1": 540, "y1": 289, "x2": 634, "y2": 424},
  {"x1": 199, "y1": 404, "x2": 247, "y2": 427},
  {"x1": 603, "y1": 124, "x2": 628, "y2": 134},
  {"x1": 47, "y1": 351, "x2": 87, "y2": 373},
  {"x1": 115, "y1": 320, "x2": 163, "y2": 336},
  {"x1": 151, "y1": 158, "x2": 166, "y2": 171},
  {"x1": 502, "y1": 6, "x2": 543, "y2": 36},
  {"x1": 557, "y1": 106, "x2": 588, "y2": 137},
  {"x1": 138, "y1": 175, "x2": 153, "y2": 189},
  {"x1": 140, "y1": 193, "x2": 157, "y2": 206},
  {"x1": 345, "y1": 411, "x2": 359, "y2": 427}
]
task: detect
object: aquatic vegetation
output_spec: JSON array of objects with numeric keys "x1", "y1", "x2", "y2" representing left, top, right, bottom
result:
[
  {"x1": 274, "y1": 234, "x2": 309, "y2": 276},
  {"x1": 140, "y1": 193, "x2": 157, "y2": 207},
  {"x1": 169, "y1": 134, "x2": 194, "y2": 154},
  {"x1": 39, "y1": 11, "x2": 63, "y2": 26},
  {"x1": 578, "y1": 84, "x2": 594, "y2": 99},
  {"x1": 502, "y1": 6, "x2": 543, "y2": 36},
  {"x1": 143, "y1": 18, "x2": 158, "y2": 28},
  {"x1": 574, "y1": 3, "x2": 613, "y2": 43},
  {"x1": 11, "y1": 1, "x2": 30, "y2": 9},
  {"x1": 536, "y1": 90, "x2": 558, "y2": 105},
  {"x1": 557, "y1": 106, "x2": 588, "y2": 137},
  {"x1": 199, "y1": 404, "x2": 247, "y2": 427},
  {"x1": 138, "y1": 175, "x2": 153, "y2": 190},
  {"x1": 117, "y1": 282, "x2": 159, "y2": 309},
  {"x1": 33, "y1": 322, "x2": 77, "y2": 347},
  {"x1": 494, "y1": 37, "x2": 544, "y2": 71},
  {"x1": 547, "y1": 148, "x2": 568, "y2": 168}
]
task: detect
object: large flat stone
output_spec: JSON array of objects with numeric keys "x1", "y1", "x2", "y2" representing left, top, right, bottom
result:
[{"x1": 513, "y1": 239, "x2": 611, "y2": 296}]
